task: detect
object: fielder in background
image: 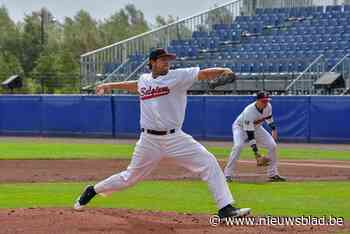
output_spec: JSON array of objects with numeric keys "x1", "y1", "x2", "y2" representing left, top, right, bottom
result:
[
  {"x1": 74, "y1": 48, "x2": 250, "y2": 219},
  {"x1": 224, "y1": 91, "x2": 287, "y2": 183}
]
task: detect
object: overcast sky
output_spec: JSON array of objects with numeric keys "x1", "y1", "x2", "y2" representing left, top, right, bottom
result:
[{"x1": 0, "y1": 0, "x2": 230, "y2": 24}]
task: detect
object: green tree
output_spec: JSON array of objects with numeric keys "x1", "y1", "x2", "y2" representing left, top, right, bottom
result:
[
  {"x1": 31, "y1": 51, "x2": 60, "y2": 93},
  {"x1": 0, "y1": 5, "x2": 21, "y2": 58},
  {"x1": 56, "y1": 49, "x2": 80, "y2": 93},
  {"x1": 99, "y1": 4, "x2": 149, "y2": 45},
  {"x1": 206, "y1": 5, "x2": 233, "y2": 26},
  {"x1": 0, "y1": 5, "x2": 23, "y2": 87},
  {"x1": 20, "y1": 13, "x2": 43, "y2": 74},
  {"x1": 0, "y1": 52, "x2": 23, "y2": 80},
  {"x1": 0, "y1": 52, "x2": 23, "y2": 93},
  {"x1": 62, "y1": 10, "x2": 101, "y2": 58},
  {"x1": 155, "y1": 15, "x2": 176, "y2": 27}
]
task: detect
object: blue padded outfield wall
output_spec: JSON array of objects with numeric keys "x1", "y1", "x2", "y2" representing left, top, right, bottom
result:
[{"x1": 0, "y1": 95, "x2": 349, "y2": 143}]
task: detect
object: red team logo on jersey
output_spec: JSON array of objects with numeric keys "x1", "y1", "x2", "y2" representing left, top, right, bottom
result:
[{"x1": 140, "y1": 86, "x2": 170, "y2": 100}]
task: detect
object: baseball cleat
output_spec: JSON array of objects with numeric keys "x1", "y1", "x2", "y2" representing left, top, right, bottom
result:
[
  {"x1": 225, "y1": 176, "x2": 234, "y2": 183},
  {"x1": 74, "y1": 185, "x2": 97, "y2": 210},
  {"x1": 268, "y1": 175, "x2": 287, "y2": 182},
  {"x1": 218, "y1": 204, "x2": 251, "y2": 220}
]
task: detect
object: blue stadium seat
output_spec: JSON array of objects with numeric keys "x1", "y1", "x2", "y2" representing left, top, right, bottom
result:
[
  {"x1": 326, "y1": 5, "x2": 342, "y2": 13},
  {"x1": 241, "y1": 53, "x2": 249, "y2": 60},
  {"x1": 256, "y1": 8, "x2": 265, "y2": 15},
  {"x1": 339, "y1": 17, "x2": 347, "y2": 26},
  {"x1": 237, "y1": 16, "x2": 251, "y2": 22},
  {"x1": 233, "y1": 63, "x2": 242, "y2": 73},
  {"x1": 251, "y1": 52, "x2": 259, "y2": 59},
  {"x1": 327, "y1": 26, "x2": 337, "y2": 34},
  {"x1": 326, "y1": 59, "x2": 337, "y2": 70},
  {"x1": 319, "y1": 19, "x2": 329, "y2": 26},
  {"x1": 187, "y1": 46, "x2": 198, "y2": 58},
  {"x1": 304, "y1": 51, "x2": 315, "y2": 58},
  {"x1": 230, "y1": 52, "x2": 240, "y2": 59},
  {"x1": 335, "y1": 25, "x2": 345, "y2": 34},
  {"x1": 310, "y1": 42, "x2": 320, "y2": 51},
  {"x1": 144, "y1": 6, "x2": 348, "y2": 77},
  {"x1": 335, "y1": 50, "x2": 345, "y2": 58},
  {"x1": 104, "y1": 63, "x2": 120, "y2": 74},
  {"x1": 297, "y1": 62, "x2": 305, "y2": 72},
  {"x1": 330, "y1": 19, "x2": 339, "y2": 27},
  {"x1": 339, "y1": 41, "x2": 349, "y2": 49},
  {"x1": 285, "y1": 36, "x2": 295, "y2": 43},
  {"x1": 192, "y1": 31, "x2": 208, "y2": 38},
  {"x1": 212, "y1": 24, "x2": 230, "y2": 30}
]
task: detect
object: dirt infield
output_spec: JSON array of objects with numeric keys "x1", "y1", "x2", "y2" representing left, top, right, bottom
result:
[
  {"x1": 1, "y1": 138, "x2": 349, "y2": 233},
  {"x1": 2, "y1": 159, "x2": 349, "y2": 233},
  {"x1": 1, "y1": 158, "x2": 350, "y2": 183},
  {"x1": 1, "y1": 208, "x2": 348, "y2": 234}
]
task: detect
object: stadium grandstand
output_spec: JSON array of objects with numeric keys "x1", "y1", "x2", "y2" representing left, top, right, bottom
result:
[{"x1": 80, "y1": 0, "x2": 350, "y2": 95}]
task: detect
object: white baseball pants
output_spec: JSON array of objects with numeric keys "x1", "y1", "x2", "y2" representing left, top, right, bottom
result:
[
  {"x1": 94, "y1": 130, "x2": 234, "y2": 209},
  {"x1": 224, "y1": 124, "x2": 279, "y2": 177}
]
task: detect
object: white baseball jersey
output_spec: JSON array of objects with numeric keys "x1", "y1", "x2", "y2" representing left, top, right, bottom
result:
[
  {"x1": 234, "y1": 102, "x2": 274, "y2": 131},
  {"x1": 137, "y1": 67, "x2": 200, "y2": 131},
  {"x1": 224, "y1": 101, "x2": 279, "y2": 178},
  {"x1": 94, "y1": 66, "x2": 235, "y2": 210}
]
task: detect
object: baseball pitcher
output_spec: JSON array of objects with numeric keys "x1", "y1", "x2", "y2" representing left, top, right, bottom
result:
[
  {"x1": 224, "y1": 91, "x2": 287, "y2": 182},
  {"x1": 74, "y1": 48, "x2": 250, "y2": 219}
]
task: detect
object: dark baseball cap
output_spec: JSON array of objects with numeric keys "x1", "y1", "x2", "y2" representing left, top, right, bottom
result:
[
  {"x1": 149, "y1": 48, "x2": 176, "y2": 61},
  {"x1": 256, "y1": 91, "x2": 271, "y2": 101}
]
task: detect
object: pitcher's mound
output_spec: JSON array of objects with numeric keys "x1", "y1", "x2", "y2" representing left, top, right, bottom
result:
[{"x1": 1, "y1": 208, "x2": 348, "y2": 234}]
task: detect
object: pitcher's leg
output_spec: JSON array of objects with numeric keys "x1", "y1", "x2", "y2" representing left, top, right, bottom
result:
[
  {"x1": 94, "y1": 136, "x2": 162, "y2": 195},
  {"x1": 224, "y1": 127, "x2": 246, "y2": 178},
  {"x1": 166, "y1": 132, "x2": 233, "y2": 209},
  {"x1": 74, "y1": 134, "x2": 162, "y2": 210},
  {"x1": 255, "y1": 127, "x2": 278, "y2": 177}
]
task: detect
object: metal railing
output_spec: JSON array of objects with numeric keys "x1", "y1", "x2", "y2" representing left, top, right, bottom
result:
[
  {"x1": 285, "y1": 55, "x2": 325, "y2": 94},
  {"x1": 80, "y1": 0, "x2": 244, "y2": 86},
  {"x1": 328, "y1": 54, "x2": 350, "y2": 95},
  {"x1": 80, "y1": 0, "x2": 350, "y2": 94}
]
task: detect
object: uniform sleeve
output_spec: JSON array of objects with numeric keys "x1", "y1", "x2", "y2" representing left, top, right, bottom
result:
[
  {"x1": 137, "y1": 75, "x2": 143, "y2": 94},
  {"x1": 242, "y1": 111, "x2": 255, "y2": 131},
  {"x1": 174, "y1": 67, "x2": 200, "y2": 90},
  {"x1": 265, "y1": 104, "x2": 274, "y2": 125}
]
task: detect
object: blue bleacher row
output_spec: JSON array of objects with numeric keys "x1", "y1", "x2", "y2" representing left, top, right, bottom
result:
[
  {"x1": 171, "y1": 59, "x2": 314, "y2": 73},
  {"x1": 103, "y1": 54, "x2": 146, "y2": 74},
  {"x1": 167, "y1": 43, "x2": 349, "y2": 60},
  {"x1": 247, "y1": 34, "x2": 350, "y2": 43},
  {"x1": 104, "y1": 55, "x2": 339, "y2": 75},
  {"x1": 104, "y1": 5, "x2": 350, "y2": 76},
  {"x1": 174, "y1": 32, "x2": 350, "y2": 47},
  {"x1": 255, "y1": 5, "x2": 350, "y2": 16},
  {"x1": 212, "y1": 15, "x2": 350, "y2": 37}
]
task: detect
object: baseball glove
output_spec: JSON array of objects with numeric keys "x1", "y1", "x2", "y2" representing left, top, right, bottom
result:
[
  {"x1": 208, "y1": 73, "x2": 236, "y2": 89},
  {"x1": 255, "y1": 153, "x2": 270, "y2": 167}
]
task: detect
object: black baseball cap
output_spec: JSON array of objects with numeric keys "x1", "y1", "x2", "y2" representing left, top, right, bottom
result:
[
  {"x1": 256, "y1": 91, "x2": 271, "y2": 101},
  {"x1": 149, "y1": 48, "x2": 176, "y2": 61}
]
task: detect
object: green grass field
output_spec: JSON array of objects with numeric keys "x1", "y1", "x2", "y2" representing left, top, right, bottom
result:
[
  {"x1": 0, "y1": 141, "x2": 349, "y2": 160},
  {"x1": 1, "y1": 140, "x2": 349, "y2": 221},
  {"x1": 1, "y1": 181, "x2": 349, "y2": 219}
]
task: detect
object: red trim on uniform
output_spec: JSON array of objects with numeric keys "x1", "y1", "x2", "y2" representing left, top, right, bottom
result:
[{"x1": 140, "y1": 86, "x2": 170, "y2": 100}]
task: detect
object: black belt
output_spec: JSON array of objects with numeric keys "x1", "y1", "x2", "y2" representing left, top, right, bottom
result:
[{"x1": 141, "y1": 128, "x2": 175, "y2": 135}]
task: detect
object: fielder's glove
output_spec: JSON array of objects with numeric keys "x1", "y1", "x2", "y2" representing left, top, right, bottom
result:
[
  {"x1": 208, "y1": 72, "x2": 236, "y2": 89},
  {"x1": 255, "y1": 153, "x2": 270, "y2": 167}
]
